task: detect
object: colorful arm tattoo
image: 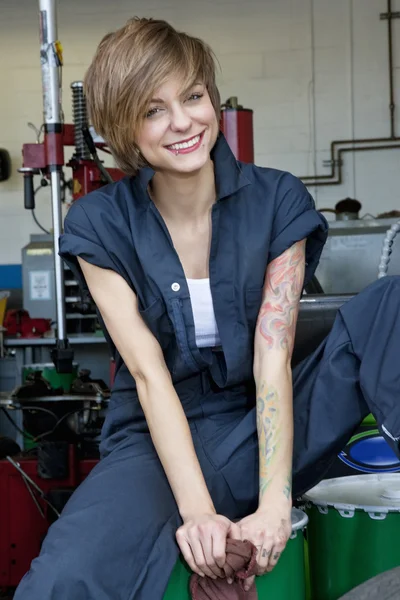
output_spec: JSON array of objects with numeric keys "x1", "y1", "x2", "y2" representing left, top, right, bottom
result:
[
  {"x1": 258, "y1": 239, "x2": 306, "y2": 355},
  {"x1": 283, "y1": 471, "x2": 292, "y2": 499},
  {"x1": 256, "y1": 240, "x2": 305, "y2": 500},
  {"x1": 257, "y1": 382, "x2": 281, "y2": 497}
]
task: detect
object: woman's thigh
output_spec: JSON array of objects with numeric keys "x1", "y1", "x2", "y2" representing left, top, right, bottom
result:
[{"x1": 14, "y1": 435, "x2": 181, "y2": 600}]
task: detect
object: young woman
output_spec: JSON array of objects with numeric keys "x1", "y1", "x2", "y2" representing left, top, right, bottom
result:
[{"x1": 14, "y1": 17, "x2": 400, "y2": 600}]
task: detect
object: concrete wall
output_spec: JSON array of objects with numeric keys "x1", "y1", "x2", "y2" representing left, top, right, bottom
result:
[{"x1": 0, "y1": 0, "x2": 399, "y2": 268}]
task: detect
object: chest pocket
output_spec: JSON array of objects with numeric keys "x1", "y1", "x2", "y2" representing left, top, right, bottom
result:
[
  {"x1": 138, "y1": 297, "x2": 174, "y2": 350},
  {"x1": 245, "y1": 288, "x2": 263, "y2": 332}
]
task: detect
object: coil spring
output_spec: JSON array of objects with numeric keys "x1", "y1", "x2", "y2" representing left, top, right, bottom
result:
[
  {"x1": 378, "y1": 220, "x2": 400, "y2": 278},
  {"x1": 71, "y1": 81, "x2": 90, "y2": 159}
]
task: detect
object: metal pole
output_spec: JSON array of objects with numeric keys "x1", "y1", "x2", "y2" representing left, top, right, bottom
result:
[
  {"x1": 38, "y1": 0, "x2": 73, "y2": 372},
  {"x1": 38, "y1": 0, "x2": 66, "y2": 342}
]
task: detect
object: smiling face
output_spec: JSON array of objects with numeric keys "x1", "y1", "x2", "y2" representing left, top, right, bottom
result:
[{"x1": 135, "y1": 77, "x2": 219, "y2": 175}]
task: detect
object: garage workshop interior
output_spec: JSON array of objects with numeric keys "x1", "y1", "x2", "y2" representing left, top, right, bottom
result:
[{"x1": 0, "y1": 1, "x2": 400, "y2": 599}]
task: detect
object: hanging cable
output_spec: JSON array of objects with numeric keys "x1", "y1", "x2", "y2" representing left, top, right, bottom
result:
[
  {"x1": 33, "y1": 408, "x2": 88, "y2": 442},
  {"x1": 0, "y1": 407, "x2": 34, "y2": 440},
  {"x1": 31, "y1": 182, "x2": 50, "y2": 234},
  {"x1": 19, "y1": 405, "x2": 58, "y2": 421}
]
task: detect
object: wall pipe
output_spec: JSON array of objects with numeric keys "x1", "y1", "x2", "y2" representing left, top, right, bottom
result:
[
  {"x1": 315, "y1": 143, "x2": 400, "y2": 186},
  {"x1": 387, "y1": 0, "x2": 396, "y2": 139},
  {"x1": 299, "y1": 0, "x2": 399, "y2": 186}
]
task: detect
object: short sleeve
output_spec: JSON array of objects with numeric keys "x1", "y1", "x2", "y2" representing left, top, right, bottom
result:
[
  {"x1": 59, "y1": 203, "x2": 118, "y2": 290},
  {"x1": 268, "y1": 176, "x2": 328, "y2": 285}
]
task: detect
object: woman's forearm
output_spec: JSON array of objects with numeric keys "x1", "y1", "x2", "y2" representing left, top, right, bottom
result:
[
  {"x1": 253, "y1": 239, "x2": 306, "y2": 507},
  {"x1": 76, "y1": 260, "x2": 215, "y2": 522},
  {"x1": 136, "y1": 368, "x2": 215, "y2": 521},
  {"x1": 255, "y1": 359, "x2": 293, "y2": 505}
]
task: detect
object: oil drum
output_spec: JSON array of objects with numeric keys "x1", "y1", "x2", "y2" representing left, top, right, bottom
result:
[{"x1": 304, "y1": 474, "x2": 400, "y2": 600}]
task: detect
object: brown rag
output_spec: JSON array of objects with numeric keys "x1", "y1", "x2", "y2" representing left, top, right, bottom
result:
[{"x1": 189, "y1": 539, "x2": 258, "y2": 600}]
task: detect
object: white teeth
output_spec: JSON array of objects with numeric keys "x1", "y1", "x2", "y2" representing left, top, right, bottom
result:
[{"x1": 168, "y1": 135, "x2": 201, "y2": 151}]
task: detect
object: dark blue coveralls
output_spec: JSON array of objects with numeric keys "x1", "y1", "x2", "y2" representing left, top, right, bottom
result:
[{"x1": 14, "y1": 134, "x2": 400, "y2": 600}]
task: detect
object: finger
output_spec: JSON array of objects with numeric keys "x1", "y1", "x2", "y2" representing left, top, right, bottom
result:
[
  {"x1": 227, "y1": 521, "x2": 241, "y2": 540},
  {"x1": 189, "y1": 536, "x2": 218, "y2": 579},
  {"x1": 225, "y1": 521, "x2": 242, "y2": 582},
  {"x1": 266, "y1": 547, "x2": 283, "y2": 572},
  {"x1": 177, "y1": 539, "x2": 205, "y2": 578},
  {"x1": 201, "y1": 533, "x2": 224, "y2": 578},
  {"x1": 257, "y1": 545, "x2": 273, "y2": 574},
  {"x1": 211, "y1": 530, "x2": 227, "y2": 570},
  {"x1": 244, "y1": 575, "x2": 255, "y2": 592}
]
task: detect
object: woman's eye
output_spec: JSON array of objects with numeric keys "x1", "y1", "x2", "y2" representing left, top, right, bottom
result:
[
  {"x1": 188, "y1": 93, "x2": 204, "y2": 101},
  {"x1": 146, "y1": 107, "x2": 161, "y2": 118}
]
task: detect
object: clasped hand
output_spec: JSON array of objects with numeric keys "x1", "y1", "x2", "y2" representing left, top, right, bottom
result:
[{"x1": 175, "y1": 504, "x2": 292, "y2": 589}]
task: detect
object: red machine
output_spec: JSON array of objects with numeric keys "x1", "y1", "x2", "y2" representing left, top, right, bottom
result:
[
  {"x1": 20, "y1": 82, "x2": 125, "y2": 204},
  {"x1": 4, "y1": 310, "x2": 51, "y2": 338},
  {"x1": 221, "y1": 96, "x2": 254, "y2": 163},
  {"x1": 0, "y1": 447, "x2": 96, "y2": 588}
]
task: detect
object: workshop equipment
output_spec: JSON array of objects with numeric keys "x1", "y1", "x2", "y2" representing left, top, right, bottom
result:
[
  {"x1": 164, "y1": 509, "x2": 308, "y2": 600},
  {"x1": 315, "y1": 217, "x2": 400, "y2": 294},
  {"x1": 3, "y1": 310, "x2": 51, "y2": 338},
  {"x1": 0, "y1": 358, "x2": 109, "y2": 455},
  {"x1": 21, "y1": 235, "x2": 55, "y2": 321},
  {"x1": 22, "y1": 362, "x2": 79, "y2": 393},
  {"x1": 220, "y1": 97, "x2": 254, "y2": 163},
  {"x1": 0, "y1": 442, "x2": 96, "y2": 588},
  {"x1": 326, "y1": 414, "x2": 400, "y2": 478},
  {"x1": 21, "y1": 233, "x2": 98, "y2": 333},
  {"x1": 320, "y1": 198, "x2": 362, "y2": 221},
  {"x1": 304, "y1": 474, "x2": 400, "y2": 600}
]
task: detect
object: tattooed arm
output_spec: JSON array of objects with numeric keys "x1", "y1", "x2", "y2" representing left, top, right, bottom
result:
[
  {"x1": 254, "y1": 238, "x2": 306, "y2": 503},
  {"x1": 237, "y1": 239, "x2": 306, "y2": 589}
]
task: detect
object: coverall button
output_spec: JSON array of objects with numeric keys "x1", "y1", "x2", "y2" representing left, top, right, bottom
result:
[{"x1": 171, "y1": 282, "x2": 180, "y2": 292}]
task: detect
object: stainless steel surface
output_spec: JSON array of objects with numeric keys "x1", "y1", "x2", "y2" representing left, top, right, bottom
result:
[
  {"x1": 39, "y1": 0, "x2": 61, "y2": 125},
  {"x1": 315, "y1": 218, "x2": 400, "y2": 294},
  {"x1": 39, "y1": 0, "x2": 67, "y2": 340}
]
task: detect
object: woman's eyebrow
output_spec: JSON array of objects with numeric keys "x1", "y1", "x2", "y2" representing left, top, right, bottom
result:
[{"x1": 149, "y1": 83, "x2": 203, "y2": 104}]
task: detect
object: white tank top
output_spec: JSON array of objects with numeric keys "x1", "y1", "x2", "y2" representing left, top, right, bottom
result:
[{"x1": 186, "y1": 278, "x2": 221, "y2": 348}]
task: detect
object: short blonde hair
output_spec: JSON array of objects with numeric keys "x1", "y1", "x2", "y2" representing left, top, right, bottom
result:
[{"x1": 84, "y1": 18, "x2": 221, "y2": 176}]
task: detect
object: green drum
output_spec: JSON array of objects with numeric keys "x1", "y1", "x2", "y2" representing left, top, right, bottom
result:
[
  {"x1": 23, "y1": 362, "x2": 78, "y2": 393},
  {"x1": 304, "y1": 474, "x2": 400, "y2": 600},
  {"x1": 164, "y1": 508, "x2": 308, "y2": 600}
]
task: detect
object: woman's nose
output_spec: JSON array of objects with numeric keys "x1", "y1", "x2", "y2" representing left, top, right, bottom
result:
[{"x1": 169, "y1": 104, "x2": 191, "y2": 133}]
